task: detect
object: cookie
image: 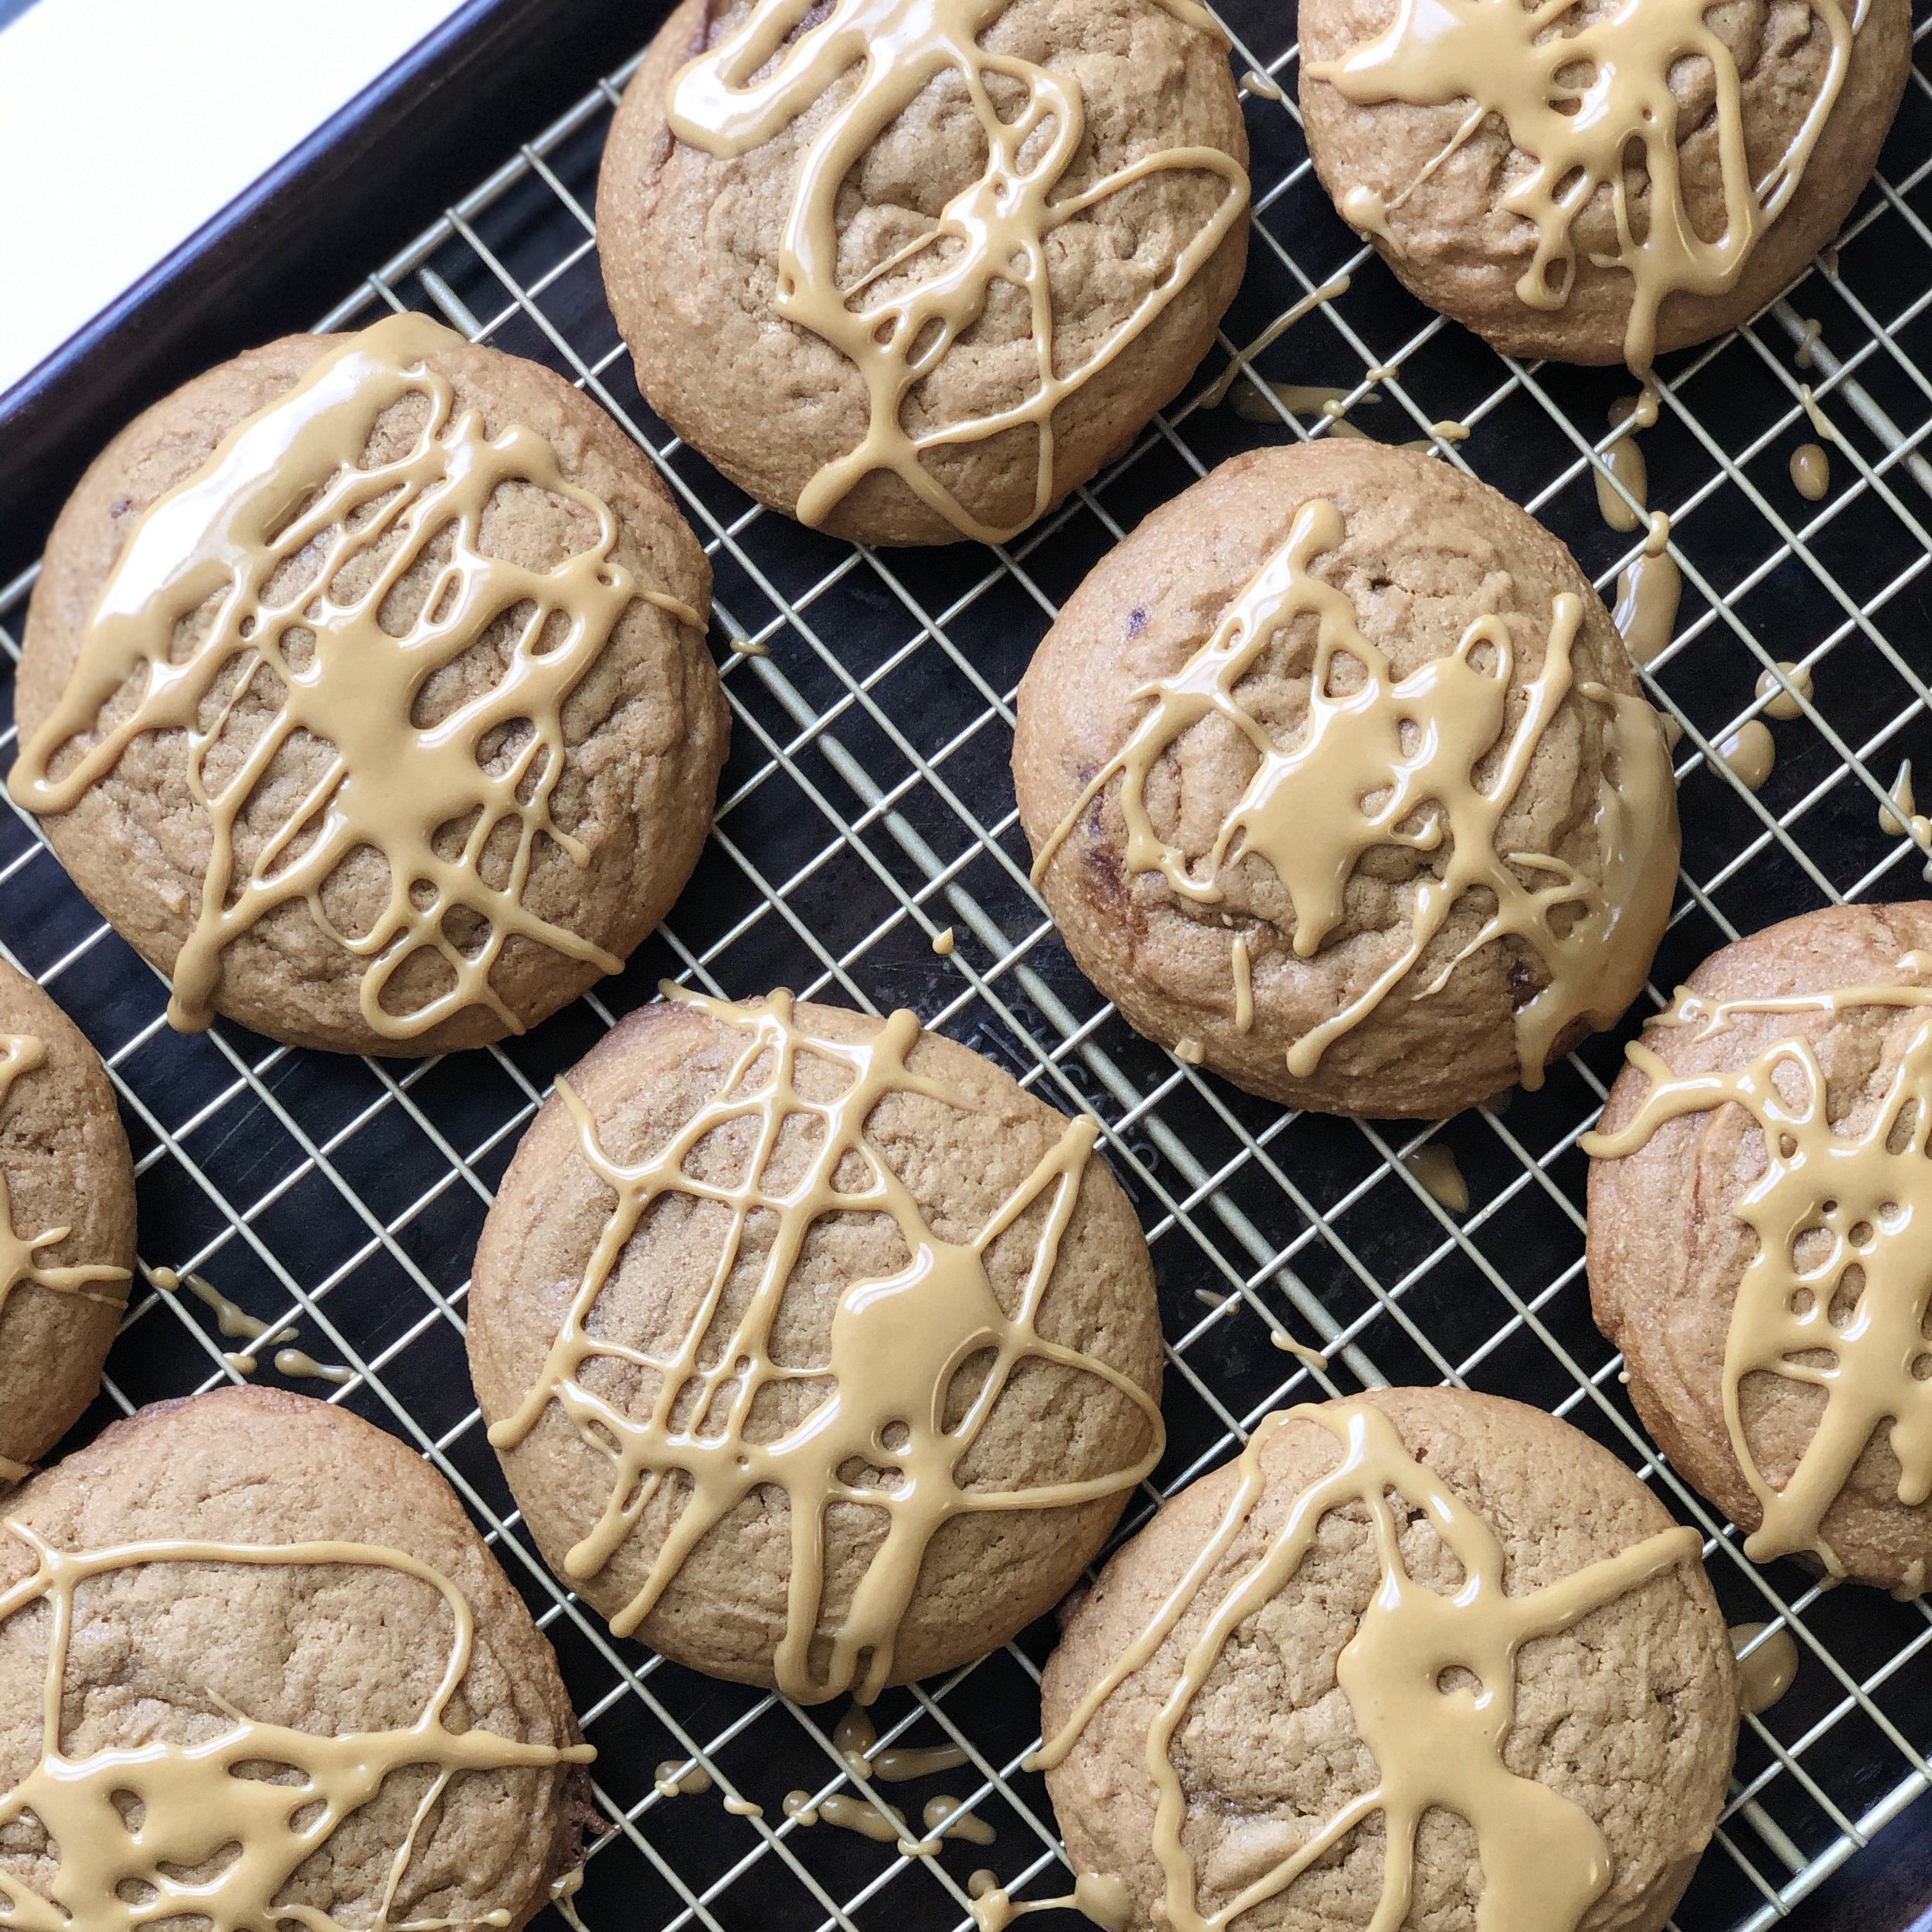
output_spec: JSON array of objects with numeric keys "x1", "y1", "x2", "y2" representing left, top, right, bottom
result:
[
  {"x1": 1587, "y1": 902, "x2": 1932, "y2": 1592},
  {"x1": 1013, "y1": 440, "x2": 1678, "y2": 1119},
  {"x1": 1036, "y1": 1387, "x2": 1736, "y2": 1932},
  {"x1": 1299, "y1": 0, "x2": 1913, "y2": 372},
  {"x1": 597, "y1": 0, "x2": 1250, "y2": 546},
  {"x1": 11, "y1": 312, "x2": 729, "y2": 1056},
  {"x1": 0, "y1": 961, "x2": 134, "y2": 1475},
  {"x1": 0, "y1": 1386, "x2": 593, "y2": 1930},
  {"x1": 468, "y1": 985, "x2": 1164, "y2": 1702}
]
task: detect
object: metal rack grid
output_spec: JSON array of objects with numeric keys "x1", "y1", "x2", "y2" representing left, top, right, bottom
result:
[{"x1": 3, "y1": 2, "x2": 1932, "y2": 1926}]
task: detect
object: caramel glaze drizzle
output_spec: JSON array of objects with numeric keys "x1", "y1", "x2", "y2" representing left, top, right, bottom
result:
[
  {"x1": 0, "y1": 1036, "x2": 128, "y2": 1328},
  {"x1": 1030, "y1": 497, "x2": 1677, "y2": 1090},
  {"x1": 970, "y1": 1872, "x2": 1131, "y2": 1932},
  {"x1": 833, "y1": 1703, "x2": 970, "y2": 1781},
  {"x1": 9, "y1": 313, "x2": 705, "y2": 1043},
  {"x1": 1032, "y1": 1399, "x2": 1701, "y2": 1932},
  {"x1": 1583, "y1": 966, "x2": 1932, "y2": 1573},
  {"x1": 1305, "y1": 0, "x2": 1862, "y2": 374},
  {"x1": 488, "y1": 986, "x2": 1165, "y2": 1705},
  {"x1": 665, "y1": 0, "x2": 1250, "y2": 543},
  {"x1": 0, "y1": 1526, "x2": 592, "y2": 1931}
]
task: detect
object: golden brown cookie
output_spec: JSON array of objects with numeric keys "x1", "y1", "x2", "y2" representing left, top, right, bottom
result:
[
  {"x1": 1587, "y1": 902, "x2": 1932, "y2": 1592},
  {"x1": 1036, "y1": 1388, "x2": 1737, "y2": 1932},
  {"x1": 1298, "y1": 0, "x2": 1913, "y2": 372},
  {"x1": 0, "y1": 961, "x2": 134, "y2": 1475},
  {"x1": 1013, "y1": 440, "x2": 1679, "y2": 1119},
  {"x1": 597, "y1": 0, "x2": 1251, "y2": 546},
  {"x1": 467, "y1": 986, "x2": 1164, "y2": 1702},
  {"x1": 12, "y1": 313, "x2": 728, "y2": 1056},
  {"x1": 0, "y1": 1386, "x2": 594, "y2": 1929}
]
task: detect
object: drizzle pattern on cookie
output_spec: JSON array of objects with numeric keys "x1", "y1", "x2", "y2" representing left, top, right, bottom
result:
[
  {"x1": 0, "y1": 1527, "x2": 592, "y2": 1931},
  {"x1": 0, "y1": 1036, "x2": 128, "y2": 1325},
  {"x1": 1582, "y1": 968, "x2": 1932, "y2": 1572},
  {"x1": 1305, "y1": 0, "x2": 1861, "y2": 372},
  {"x1": 10, "y1": 313, "x2": 704, "y2": 1043},
  {"x1": 1031, "y1": 496, "x2": 1676, "y2": 1087},
  {"x1": 488, "y1": 986, "x2": 1165, "y2": 1704},
  {"x1": 665, "y1": 0, "x2": 1250, "y2": 542},
  {"x1": 1032, "y1": 1399, "x2": 1700, "y2": 1932}
]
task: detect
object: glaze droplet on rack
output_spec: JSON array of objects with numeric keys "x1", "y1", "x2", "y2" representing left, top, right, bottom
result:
[
  {"x1": 1199, "y1": 278, "x2": 1352, "y2": 411},
  {"x1": 1228, "y1": 380, "x2": 1367, "y2": 429},
  {"x1": 1031, "y1": 495, "x2": 1678, "y2": 1090},
  {"x1": 487, "y1": 986, "x2": 1165, "y2": 1705},
  {"x1": 1584, "y1": 966, "x2": 1932, "y2": 1571},
  {"x1": 1757, "y1": 662, "x2": 1814, "y2": 721},
  {"x1": 801, "y1": 1792, "x2": 907, "y2": 1844},
  {"x1": 549, "y1": 1869, "x2": 590, "y2": 1932},
  {"x1": 1031, "y1": 1399, "x2": 1702, "y2": 1932},
  {"x1": 9, "y1": 313, "x2": 704, "y2": 1043},
  {"x1": 1879, "y1": 760, "x2": 1932, "y2": 862},
  {"x1": 1718, "y1": 720, "x2": 1777, "y2": 792},
  {"x1": 1791, "y1": 443, "x2": 1832, "y2": 501},
  {"x1": 1730, "y1": 1621, "x2": 1801, "y2": 1716},
  {"x1": 834, "y1": 1703, "x2": 970, "y2": 1781},
  {"x1": 270, "y1": 1348, "x2": 353, "y2": 1386},
  {"x1": 778, "y1": 1787, "x2": 992, "y2": 1853},
  {"x1": 664, "y1": 0, "x2": 1250, "y2": 542},
  {"x1": 1404, "y1": 1142, "x2": 1468, "y2": 1214},
  {"x1": 921, "y1": 1795, "x2": 996, "y2": 1846},
  {"x1": 0, "y1": 1526, "x2": 591, "y2": 1930},
  {"x1": 655, "y1": 1759, "x2": 715, "y2": 1798},
  {"x1": 1306, "y1": 0, "x2": 1860, "y2": 372},
  {"x1": 154, "y1": 1269, "x2": 350, "y2": 1386},
  {"x1": 1612, "y1": 514, "x2": 1682, "y2": 670},
  {"x1": 154, "y1": 1267, "x2": 288, "y2": 1347},
  {"x1": 1595, "y1": 400, "x2": 1650, "y2": 532},
  {"x1": 970, "y1": 1872, "x2": 1132, "y2": 1932},
  {"x1": 0, "y1": 1036, "x2": 128, "y2": 1328}
]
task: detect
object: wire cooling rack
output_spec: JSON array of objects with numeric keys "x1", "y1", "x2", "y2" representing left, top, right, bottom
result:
[{"x1": 3, "y1": 3, "x2": 1932, "y2": 1927}]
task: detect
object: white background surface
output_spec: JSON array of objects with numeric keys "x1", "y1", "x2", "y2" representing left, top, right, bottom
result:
[{"x1": 0, "y1": 0, "x2": 461, "y2": 391}]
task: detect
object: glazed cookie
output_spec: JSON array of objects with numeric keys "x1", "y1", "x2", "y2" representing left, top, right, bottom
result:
[
  {"x1": 468, "y1": 986, "x2": 1165, "y2": 1702},
  {"x1": 0, "y1": 962, "x2": 134, "y2": 1475},
  {"x1": 1013, "y1": 440, "x2": 1679, "y2": 1119},
  {"x1": 1587, "y1": 902, "x2": 1932, "y2": 1592},
  {"x1": 0, "y1": 1386, "x2": 594, "y2": 1929},
  {"x1": 597, "y1": 0, "x2": 1250, "y2": 546},
  {"x1": 1299, "y1": 0, "x2": 1913, "y2": 372},
  {"x1": 11, "y1": 312, "x2": 728, "y2": 1056},
  {"x1": 1036, "y1": 1388, "x2": 1737, "y2": 1932}
]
